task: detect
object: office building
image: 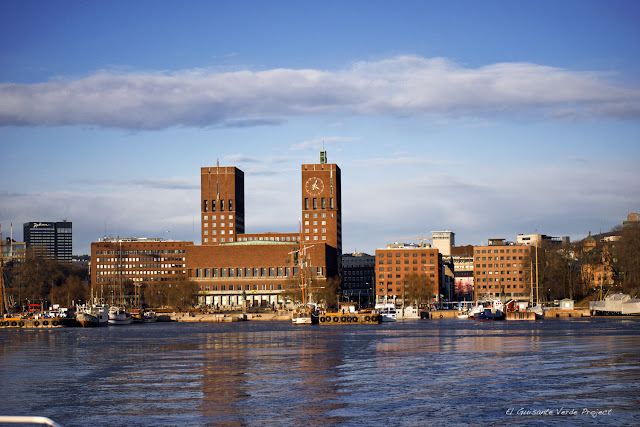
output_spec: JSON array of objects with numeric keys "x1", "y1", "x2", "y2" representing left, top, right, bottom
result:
[
  {"x1": 375, "y1": 243, "x2": 441, "y2": 305},
  {"x1": 23, "y1": 221, "x2": 72, "y2": 263},
  {"x1": 342, "y1": 252, "x2": 375, "y2": 305},
  {"x1": 473, "y1": 239, "x2": 532, "y2": 300}
]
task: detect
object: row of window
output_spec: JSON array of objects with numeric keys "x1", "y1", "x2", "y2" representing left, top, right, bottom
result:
[
  {"x1": 203, "y1": 283, "x2": 284, "y2": 291},
  {"x1": 478, "y1": 284, "x2": 526, "y2": 289},
  {"x1": 95, "y1": 249, "x2": 186, "y2": 255},
  {"x1": 196, "y1": 266, "x2": 323, "y2": 278},
  {"x1": 476, "y1": 270, "x2": 523, "y2": 275},
  {"x1": 379, "y1": 266, "x2": 436, "y2": 271},
  {"x1": 477, "y1": 277, "x2": 525, "y2": 282},
  {"x1": 476, "y1": 263, "x2": 522, "y2": 268},
  {"x1": 378, "y1": 252, "x2": 436, "y2": 257},
  {"x1": 379, "y1": 273, "x2": 437, "y2": 279},
  {"x1": 378, "y1": 259, "x2": 436, "y2": 265},
  {"x1": 476, "y1": 256, "x2": 524, "y2": 261},
  {"x1": 476, "y1": 248, "x2": 525, "y2": 254},
  {"x1": 304, "y1": 197, "x2": 335, "y2": 210},
  {"x1": 203, "y1": 199, "x2": 234, "y2": 212}
]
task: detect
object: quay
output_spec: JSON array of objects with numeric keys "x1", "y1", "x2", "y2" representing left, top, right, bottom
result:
[
  {"x1": 319, "y1": 312, "x2": 382, "y2": 324},
  {"x1": 0, "y1": 318, "x2": 68, "y2": 328}
]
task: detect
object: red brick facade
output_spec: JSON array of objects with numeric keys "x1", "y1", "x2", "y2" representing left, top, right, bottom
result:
[
  {"x1": 375, "y1": 246, "x2": 441, "y2": 304},
  {"x1": 473, "y1": 244, "x2": 532, "y2": 300}
]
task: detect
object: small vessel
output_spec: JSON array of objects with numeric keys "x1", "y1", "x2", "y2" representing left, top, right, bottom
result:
[
  {"x1": 374, "y1": 303, "x2": 397, "y2": 322},
  {"x1": 76, "y1": 304, "x2": 108, "y2": 327},
  {"x1": 292, "y1": 305, "x2": 319, "y2": 325},
  {"x1": 456, "y1": 310, "x2": 469, "y2": 319},
  {"x1": 527, "y1": 304, "x2": 545, "y2": 320},
  {"x1": 108, "y1": 307, "x2": 132, "y2": 325},
  {"x1": 144, "y1": 311, "x2": 158, "y2": 322},
  {"x1": 469, "y1": 300, "x2": 505, "y2": 321}
]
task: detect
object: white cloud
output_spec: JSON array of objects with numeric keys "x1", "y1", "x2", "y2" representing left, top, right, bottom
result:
[
  {"x1": 289, "y1": 136, "x2": 360, "y2": 151},
  {"x1": 1, "y1": 55, "x2": 638, "y2": 130}
]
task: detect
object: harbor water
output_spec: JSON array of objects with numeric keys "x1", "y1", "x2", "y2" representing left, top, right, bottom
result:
[{"x1": 1, "y1": 318, "x2": 640, "y2": 426}]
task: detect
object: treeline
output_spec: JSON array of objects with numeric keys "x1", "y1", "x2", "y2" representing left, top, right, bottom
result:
[{"x1": 525, "y1": 224, "x2": 640, "y2": 302}]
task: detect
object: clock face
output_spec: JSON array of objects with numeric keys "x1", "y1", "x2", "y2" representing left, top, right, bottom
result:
[{"x1": 305, "y1": 177, "x2": 324, "y2": 195}]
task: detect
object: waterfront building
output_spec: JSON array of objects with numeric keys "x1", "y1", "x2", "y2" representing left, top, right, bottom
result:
[
  {"x1": 473, "y1": 239, "x2": 532, "y2": 301},
  {"x1": 23, "y1": 221, "x2": 72, "y2": 263},
  {"x1": 341, "y1": 252, "x2": 375, "y2": 305},
  {"x1": 431, "y1": 230, "x2": 454, "y2": 256},
  {"x1": 189, "y1": 151, "x2": 341, "y2": 307},
  {"x1": 375, "y1": 243, "x2": 441, "y2": 306},
  {"x1": 90, "y1": 237, "x2": 191, "y2": 286}
]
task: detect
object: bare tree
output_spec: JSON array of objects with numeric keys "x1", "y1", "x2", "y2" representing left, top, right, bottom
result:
[{"x1": 403, "y1": 273, "x2": 437, "y2": 307}]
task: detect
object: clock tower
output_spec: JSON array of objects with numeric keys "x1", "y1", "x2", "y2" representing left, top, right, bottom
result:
[{"x1": 301, "y1": 151, "x2": 342, "y2": 277}]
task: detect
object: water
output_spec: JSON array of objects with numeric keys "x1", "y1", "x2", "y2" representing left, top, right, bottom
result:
[{"x1": 1, "y1": 318, "x2": 640, "y2": 426}]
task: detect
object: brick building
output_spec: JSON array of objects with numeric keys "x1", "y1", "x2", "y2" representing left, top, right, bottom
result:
[
  {"x1": 375, "y1": 243, "x2": 441, "y2": 305},
  {"x1": 190, "y1": 151, "x2": 341, "y2": 307},
  {"x1": 90, "y1": 237, "x2": 191, "y2": 303},
  {"x1": 473, "y1": 240, "x2": 532, "y2": 300}
]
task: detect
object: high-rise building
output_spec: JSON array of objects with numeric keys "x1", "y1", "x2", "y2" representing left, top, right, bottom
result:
[
  {"x1": 201, "y1": 166, "x2": 245, "y2": 244},
  {"x1": 23, "y1": 221, "x2": 72, "y2": 263}
]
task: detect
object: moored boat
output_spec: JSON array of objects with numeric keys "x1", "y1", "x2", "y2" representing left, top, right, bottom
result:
[
  {"x1": 374, "y1": 303, "x2": 397, "y2": 322},
  {"x1": 469, "y1": 300, "x2": 505, "y2": 321},
  {"x1": 76, "y1": 304, "x2": 108, "y2": 327},
  {"x1": 292, "y1": 305, "x2": 319, "y2": 324},
  {"x1": 108, "y1": 307, "x2": 132, "y2": 325}
]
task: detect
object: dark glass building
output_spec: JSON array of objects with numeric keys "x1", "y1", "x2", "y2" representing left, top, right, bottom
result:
[{"x1": 23, "y1": 221, "x2": 72, "y2": 263}]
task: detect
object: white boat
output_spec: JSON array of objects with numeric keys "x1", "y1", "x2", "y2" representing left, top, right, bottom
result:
[
  {"x1": 375, "y1": 303, "x2": 397, "y2": 322},
  {"x1": 469, "y1": 300, "x2": 505, "y2": 321},
  {"x1": 527, "y1": 304, "x2": 546, "y2": 319},
  {"x1": 108, "y1": 307, "x2": 132, "y2": 325},
  {"x1": 456, "y1": 310, "x2": 469, "y2": 319}
]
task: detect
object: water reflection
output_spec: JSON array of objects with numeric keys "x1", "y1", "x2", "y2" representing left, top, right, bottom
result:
[{"x1": 1, "y1": 319, "x2": 640, "y2": 426}]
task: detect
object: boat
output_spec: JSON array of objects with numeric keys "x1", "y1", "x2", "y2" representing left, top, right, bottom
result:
[
  {"x1": 469, "y1": 300, "x2": 505, "y2": 321},
  {"x1": 374, "y1": 303, "x2": 397, "y2": 322},
  {"x1": 527, "y1": 304, "x2": 545, "y2": 320},
  {"x1": 76, "y1": 304, "x2": 108, "y2": 327},
  {"x1": 292, "y1": 304, "x2": 319, "y2": 324},
  {"x1": 456, "y1": 310, "x2": 469, "y2": 319},
  {"x1": 144, "y1": 311, "x2": 158, "y2": 322},
  {"x1": 108, "y1": 307, "x2": 132, "y2": 325}
]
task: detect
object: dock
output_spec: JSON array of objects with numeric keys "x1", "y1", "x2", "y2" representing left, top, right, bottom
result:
[
  {"x1": 319, "y1": 313, "x2": 382, "y2": 324},
  {"x1": 0, "y1": 318, "x2": 68, "y2": 328},
  {"x1": 506, "y1": 311, "x2": 536, "y2": 321}
]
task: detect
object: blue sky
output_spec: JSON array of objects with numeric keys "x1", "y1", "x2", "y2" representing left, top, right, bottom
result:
[{"x1": 1, "y1": 0, "x2": 639, "y2": 255}]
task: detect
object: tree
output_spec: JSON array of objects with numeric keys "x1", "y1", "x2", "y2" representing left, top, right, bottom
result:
[
  {"x1": 403, "y1": 273, "x2": 437, "y2": 307},
  {"x1": 49, "y1": 275, "x2": 88, "y2": 307},
  {"x1": 165, "y1": 278, "x2": 199, "y2": 310},
  {"x1": 312, "y1": 276, "x2": 340, "y2": 309},
  {"x1": 613, "y1": 224, "x2": 640, "y2": 296}
]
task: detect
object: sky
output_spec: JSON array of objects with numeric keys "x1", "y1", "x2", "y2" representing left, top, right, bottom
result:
[{"x1": 1, "y1": 0, "x2": 639, "y2": 255}]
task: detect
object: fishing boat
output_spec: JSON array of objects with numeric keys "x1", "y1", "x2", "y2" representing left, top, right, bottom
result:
[
  {"x1": 144, "y1": 311, "x2": 158, "y2": 322},
  {"x1": 76, "y1": 304, "x2": 108, "y2": 327},
  {"x1": 108, "y1": 307, "x2": 132, "y2": 325}
]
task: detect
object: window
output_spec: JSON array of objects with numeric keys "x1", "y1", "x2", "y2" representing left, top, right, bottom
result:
[
  {"x1": 313, "y1": 198, "x2": 317, "y2": 209},
  {"x1": 212, "y1": 200, "x2": 216, "y2": 211},
  {"x1": 220, "y1": 200, "x2": 224, "y2": 211},
  {"x1": 203, "y1": 200, "x2": 208, "y2": 212},
  {"x1": 229, "y1": 200, "x2": 233, "y2": 211},
  {"x1": 322, "y1": 198, "x2": 326, "y2": 208},
  {"x1": 330, "y1": 198, "x2": 334, "y2": 209}
]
